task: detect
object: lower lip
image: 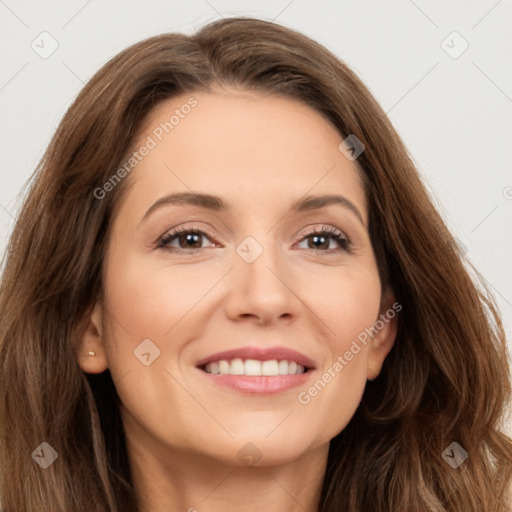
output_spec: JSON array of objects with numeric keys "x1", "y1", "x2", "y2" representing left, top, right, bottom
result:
[{"x1": 198, "y1": 368, "x2": 313, "y2": 394}]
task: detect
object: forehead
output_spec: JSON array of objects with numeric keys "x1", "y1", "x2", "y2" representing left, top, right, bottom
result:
[{"x1": 117, "y1": 89, "x2": 368, "y2": 223}]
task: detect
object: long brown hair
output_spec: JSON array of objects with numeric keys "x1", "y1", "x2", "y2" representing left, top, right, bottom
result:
[{"x1": 1, "y1": 17, "x2": 511, "y2": 511}]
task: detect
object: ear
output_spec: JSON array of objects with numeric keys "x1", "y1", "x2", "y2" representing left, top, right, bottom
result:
[
  {"x1": 367, "y1": 290, "x2": 399, "y2": 381},
  {"x1": 76, "y1": 302, "x2": 109, "y2": 374}
]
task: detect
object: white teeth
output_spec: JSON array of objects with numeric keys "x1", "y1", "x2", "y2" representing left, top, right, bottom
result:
[
  {"x1": 261, "y1": 360, "x2": 278, "y2": 376},
  {"x1": 219, "y1": 360, "x2": 230, "y2": 375},
  {"x1": 203, "y1": 358, "x2": 306, "y2": 376},
  {"x1": 230, "y1": 358, "x2": 245, "y2": 375},
  {"x1": 245, "y1": 359, "x2": 262, "y2": 376},
  {"x1": 278, "y1": 360, "x2": 289, "y2": 375}
]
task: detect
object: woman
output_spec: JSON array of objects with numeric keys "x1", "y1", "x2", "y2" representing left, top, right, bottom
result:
[{"x1": 0, "y1": 16, "x2": 510, "y2": 512}]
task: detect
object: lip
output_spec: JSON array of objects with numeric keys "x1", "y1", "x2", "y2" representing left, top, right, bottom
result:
[
  {"x1": 195, "y1": 345, "x2": 316, "y2": 395},
  {"x1": 195, "y1": 345, "x2": 316, "y2": 369},
  {"x1": 198, "y1": 370, "x2": 313, "y2": 394}
]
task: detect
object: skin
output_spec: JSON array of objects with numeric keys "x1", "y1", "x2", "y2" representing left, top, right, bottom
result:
[{"x1": 78, "y1": 88, "x2": 397, "y2": 512}]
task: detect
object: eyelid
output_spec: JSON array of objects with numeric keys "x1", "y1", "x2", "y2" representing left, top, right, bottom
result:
[
  {"x1": 294, "y1": 223, "x2": 346, "y2": 240},
  {"x1": 293, "y1": 224, "x2": 351, "y2": 253},
  {"x1": 157, "y1": 223, "x2": 218, "y2": 248},
  {"x1": 157, "y1": 222, "x2": 351, "y2": 252}
]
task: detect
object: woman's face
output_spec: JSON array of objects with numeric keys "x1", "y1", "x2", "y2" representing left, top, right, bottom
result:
[{"x1": 80, "y1": 88, "x2": 396, "y2": 467}]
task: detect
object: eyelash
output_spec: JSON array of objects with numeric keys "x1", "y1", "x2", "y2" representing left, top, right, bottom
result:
[{"x1": 157, "y1": 224, "x2": 352, "y2": 255}]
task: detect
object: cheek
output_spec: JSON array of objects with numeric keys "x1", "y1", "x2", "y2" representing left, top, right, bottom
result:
[
  {"x1": 304, "y1": 261, "x2": 381, "y2": 353},
  {"x1": 102, "y1": 253, "x2": 206, "y2": 342},
  {"x1": 99, "y1": 250, "x2": 226, "y2": 403},
  {"x1": 98, "y1": 253, "x2": 174, "y2": 380},
  {"x1": 293, "y1": 264, "x2": 380, "y2": 439},
  {"x1": 98, "y1": 254, "x2": 199, "y2": 433}
]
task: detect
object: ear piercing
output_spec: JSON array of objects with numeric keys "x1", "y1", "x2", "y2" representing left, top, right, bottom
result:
[{"x1": 85, "y1": 351, "x2": 96, "y2": 357}]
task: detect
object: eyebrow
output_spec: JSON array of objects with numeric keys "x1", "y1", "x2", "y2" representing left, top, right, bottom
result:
[{"x1": 140, "y1": 192, "x2": 365, "y2": 227}]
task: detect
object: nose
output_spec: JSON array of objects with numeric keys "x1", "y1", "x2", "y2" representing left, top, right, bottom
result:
[{"x1": 224, "y1": 235, "x2": 299, "y2": 325}]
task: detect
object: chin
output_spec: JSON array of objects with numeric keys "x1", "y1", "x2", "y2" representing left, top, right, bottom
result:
[{"x1": 221, "y1": 430, "x2": 318, "y2": 468}]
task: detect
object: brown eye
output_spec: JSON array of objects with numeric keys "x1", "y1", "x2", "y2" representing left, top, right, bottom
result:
[
  {"x1": 158, "y1": 228, "x2": 216, "y2": 251},
  {"x1": 296, "y1": 227, "x2": 351, "y2": 253}
]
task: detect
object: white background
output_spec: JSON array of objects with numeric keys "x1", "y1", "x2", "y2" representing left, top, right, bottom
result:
[{"x1": 1, "y1": 0, "x2": 511, "y2": 431}]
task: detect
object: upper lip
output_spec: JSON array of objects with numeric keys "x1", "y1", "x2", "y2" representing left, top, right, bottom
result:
[{"x1": 195, "y1": 346, "x2": 316, "y2": 369}]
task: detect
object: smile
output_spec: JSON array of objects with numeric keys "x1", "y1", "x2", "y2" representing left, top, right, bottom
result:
[
  {"x1": 202, "y1": 358, "x2": 307, "y2": 376},
  {"x1": 195, "y1": 346, "x2": 315, "y2": 394}
]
